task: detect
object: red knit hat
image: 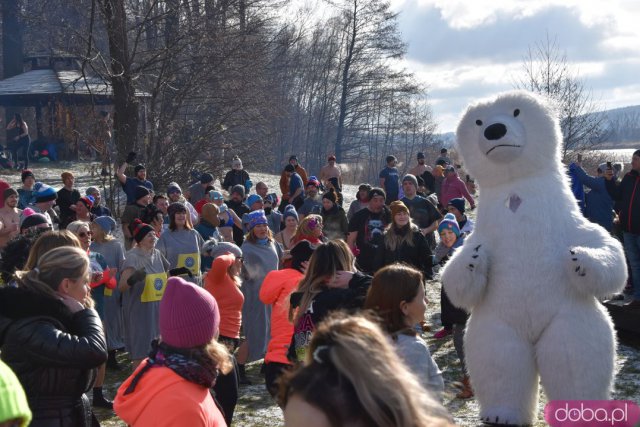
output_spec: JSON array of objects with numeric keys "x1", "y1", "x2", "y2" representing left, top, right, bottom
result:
[{"x1": 160, "y1": 277, "x2": 220, "y2": 348}]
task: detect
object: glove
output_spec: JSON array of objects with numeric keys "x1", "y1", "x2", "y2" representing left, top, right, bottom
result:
[
  {"x1": 169, "y1": 267, "x2": 193, "y2": 278},
  {"x1": 126, "y1": 151, "x2": 137, "y2": 163},
  {"x1": 127, "y1": 268, "x2": 146, "y2": 287},
  {"x1": 245, "y1": 179, "x2": 253, "y2": 192}
]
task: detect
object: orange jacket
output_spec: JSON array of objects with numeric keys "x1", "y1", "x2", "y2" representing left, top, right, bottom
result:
[
  {"x1": 204, "y1": 254, "x2": 244, "y2": 339},
  {"x1": 114, "y1": 361, "x2": 227, "y2": 427},
  {"x1": 279, "y1": 165, "x2": 308, "y2": 199},
  {"x1": 259, "y1": 268, "x2": 303, "y2": 364}
]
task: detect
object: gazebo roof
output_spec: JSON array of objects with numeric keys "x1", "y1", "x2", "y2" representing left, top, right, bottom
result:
[{"x1": 0, "y1": 69, "x2": 149, "y2": 105}]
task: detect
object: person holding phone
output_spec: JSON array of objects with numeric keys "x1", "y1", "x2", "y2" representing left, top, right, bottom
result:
[{"x1": 569, "y1": 158, "x2": 615, "y2": 231}]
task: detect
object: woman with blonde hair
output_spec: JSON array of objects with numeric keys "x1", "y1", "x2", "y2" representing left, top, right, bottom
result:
[
  {"x1": 288, "y1": 240, "x2": 371, "y2": 363},
  {"x1": 67, "y1": 220, "x2": 115, "y2": 408},
  {"x1": 115, "y1": 277, "x2": 232, "y2": 426},
  {"x1": 291, "y1": 214, "x2": 324, "y2": 246},
  {"x1": 157, "y1": 202, "x2": 204, "y2": 284},
  {"x1": 374, "y1": 200, "x2": 433, "y2": 279},
  {"x1": 90, "y1": 216, "x2": 126, "y2": 370},
  {"x1": 365, "y1": 264, "x2": 444, "y2": 397},
  {"x1": 0, "y1": 246, "x2": 107, "y2": 426},
  {"x1": 279, "y1": 312, "x2": 453, "y2": 427}
]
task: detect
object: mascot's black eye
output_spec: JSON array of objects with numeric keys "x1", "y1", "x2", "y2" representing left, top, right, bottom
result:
[
  {"x1": 476, "y1": 119, "x2": 483, "y2": 126},
  {"x1": 514, "y1": 109, "x2": 520, "y2": 117}
]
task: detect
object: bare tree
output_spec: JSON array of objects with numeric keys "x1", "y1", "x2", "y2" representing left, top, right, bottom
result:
[
  {"x1": 333, "y1": 0, "x2": 407, "y2": 162},
  {"x1": 515, "y1": 34, "x2": 608, "y2": 158}
]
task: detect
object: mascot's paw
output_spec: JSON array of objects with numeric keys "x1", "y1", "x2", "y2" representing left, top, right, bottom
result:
[
  {"x1": 569, "y1": 248, "x2": 587, "y2": 277},
  {"x1": 566, "y1": 245, "x2": 627, "y2": 297},
  {"x1": 442, "y1": 243, "x2": 489, "y2": 309}
]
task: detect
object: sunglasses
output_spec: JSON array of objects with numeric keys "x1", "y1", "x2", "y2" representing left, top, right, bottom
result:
[{"x1": 78, "y1": 231, "x2": 93, "y2": 238}]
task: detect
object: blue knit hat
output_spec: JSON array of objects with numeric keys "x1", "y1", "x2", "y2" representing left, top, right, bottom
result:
[
  {"x1": 438, "y1": 213, "x2": 460, "y2": 237},
  {"x1": 33, "y1": 182, "x2": 57, "y2": 203},
  {"x1": 283, "y1": 204, "x2": 299, "y2": 222},
  {"x1": 94, "y1": 216, "x2": 117, "y2": 234},
  {"x1": 246, "y1": 194, "x2": 263, "y2": 208},
  {"x1": 200, "y1": 173, "x2": 214, "y2": 184},
  {"x1": 210, "y1": 191, "x2": 224, "y2": 201},
  {"x1": 246, "y1": 210, "x2": 268, "y2": 230}
]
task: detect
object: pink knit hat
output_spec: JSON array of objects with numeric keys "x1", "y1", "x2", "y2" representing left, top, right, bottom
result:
[{"x1": 160, "y1": 277, "x2": 220, "y2": 348}]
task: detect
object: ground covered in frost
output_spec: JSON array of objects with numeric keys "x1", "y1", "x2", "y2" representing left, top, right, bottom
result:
[{"x1": 2, "y1": 162, "x2": 638, "y2": 427}]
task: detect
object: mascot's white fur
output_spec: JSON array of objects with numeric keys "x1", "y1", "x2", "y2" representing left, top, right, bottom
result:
[{"x1": 441, "y1": 91, "x2": 627, "y2": 426}]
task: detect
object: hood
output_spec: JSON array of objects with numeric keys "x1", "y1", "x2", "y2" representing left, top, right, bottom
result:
[
  {"x1": 115, "y1": 363, "x2": 182, "y2": 425},
  {"x1": 208, "y1": 253, "x2": 236, "y2": 283},
  {"x1": 0, "y1": 286, "x2": 74, "y2": 344},
  {"x1": 0, "y1": 286, "x2": 73, "y2": 323}
]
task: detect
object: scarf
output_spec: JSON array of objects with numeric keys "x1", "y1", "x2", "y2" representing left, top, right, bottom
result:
[
  {"x1": 124, "y1": 341, "x2": 218, "y2": 395},
  {"x1": 393, "y1": 223, "x2": 410, "y2": 237},
  {"x1": 256, "y1": 237, "x2": 269, "y2": 246}
]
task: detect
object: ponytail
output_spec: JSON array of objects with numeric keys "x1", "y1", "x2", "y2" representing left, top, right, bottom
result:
[{"x1": 15, "y1": 247, "x2": 90, "y2": 300}]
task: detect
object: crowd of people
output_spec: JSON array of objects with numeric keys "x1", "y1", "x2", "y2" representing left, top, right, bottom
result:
[{"x1": 0, "y1": 147, "x2": 638, "y2": 426}]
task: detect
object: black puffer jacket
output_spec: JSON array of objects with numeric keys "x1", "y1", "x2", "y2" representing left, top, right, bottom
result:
[
  {"x1": 606, "y1": 170, "x2": 640, "y2": 234},
  {"x1": 0, "y1": 287, "x2": 107, "y2": 427},
  {"x1": 374, "y1": 227, "x2": 434, "y2": 279}
]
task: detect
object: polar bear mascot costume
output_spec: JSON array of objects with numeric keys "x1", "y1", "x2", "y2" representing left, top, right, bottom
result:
[{"x1": 441, "y1": 91, "x2": 627, "y2": 426}]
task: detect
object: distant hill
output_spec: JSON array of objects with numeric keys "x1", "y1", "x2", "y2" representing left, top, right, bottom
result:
[
  {"x1": 437, "y1": 105, "x2": 640, "y2": 149},
  {"x1": 433, "y1": 132, "x2": 455, "y2": 147},
  {"x1": 594, "y1": 105, "x2": 640, "y2": 148}
]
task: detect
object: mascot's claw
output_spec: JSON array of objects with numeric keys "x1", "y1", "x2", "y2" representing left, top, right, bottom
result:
[
  {"x1": 467, "y1": 244, "x2": 484, "y2": 272},
  {"x1": 570, "y1": 249, "x2": 587, "y2": 277}
]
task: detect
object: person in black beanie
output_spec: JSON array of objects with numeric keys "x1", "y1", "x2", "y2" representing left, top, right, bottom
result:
[
  {"x1": 320, "y1": 189, "x2": 348, "y2": 241},
  {"x1": 116, "y1": 153, "x2": 154, "y2": 205},
  {"x1": 121, "y1": 186, "x2": 152, "y2": 250}
]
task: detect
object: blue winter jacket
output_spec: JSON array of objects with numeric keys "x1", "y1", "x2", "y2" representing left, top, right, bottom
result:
[{"x1": 569, "y1": 163, "x2": 614, "y2": 231}]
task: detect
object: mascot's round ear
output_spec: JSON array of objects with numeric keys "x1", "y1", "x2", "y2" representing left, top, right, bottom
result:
[{"x1": 514, "y1": 109, "x2": 520, "y2": 117}]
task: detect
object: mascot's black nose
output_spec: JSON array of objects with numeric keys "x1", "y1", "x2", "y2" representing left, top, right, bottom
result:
[{"x1": 484, "y1": 123, "x2": 507, "y2": 140}]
